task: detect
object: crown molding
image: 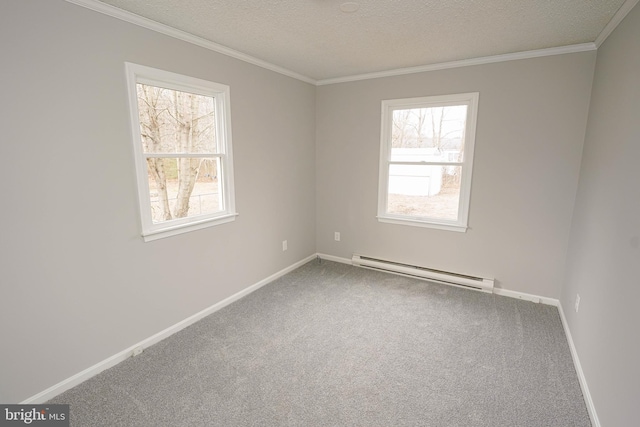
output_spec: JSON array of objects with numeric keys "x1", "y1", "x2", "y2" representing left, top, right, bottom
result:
[
  {"x1": 595, "y1": 0, "x2": 639, "y2": 47},
  {"x1": 64, "y1": 0, "x2": 317, "y2": 85},
  {"x1": 316, "y1": 43, "x2": 597, "y2": 86},
  {"x1": 66, "y1": 0, "x2": 632, "y2": 87}
]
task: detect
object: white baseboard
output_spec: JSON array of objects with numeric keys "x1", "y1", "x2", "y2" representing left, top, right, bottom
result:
[
  {"x1": 21, "y1": 253, "x2": 317, "y2": 404},
  {"x1": 556, "y1": 302, "x2": 600, "y2": 427},
  {"x1": 23, "y1": 251, "x2": 600, "y2": 427},
  {"x1": 492, "y1": 287, "x2": 559, "y2": 306},
  {"x1": 494, "y1": 286, "x2": 600, "y2": 425},
  {"x1": 319, "y1": 251, "x2": 598, "y2": 425},
  {"x1": 317, "y1": 253, "x2": 352, "y2": 264},
  {"x1": 490, "y1": 286, "x2": 599, "y2": 425},
  {"x1": 322, "y1": 253, "x2": 560, "y2": 306},
  {"x1": 319, "y1": 253, "x2": 558, "y2": 306}
]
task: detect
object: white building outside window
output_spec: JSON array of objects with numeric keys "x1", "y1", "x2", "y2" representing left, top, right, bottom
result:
[{"x1": 378, "y1": 92, "x2": 479, "y2": 232}]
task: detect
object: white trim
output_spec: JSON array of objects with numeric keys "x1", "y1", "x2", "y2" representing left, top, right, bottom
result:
[
  {"x1": 556, "y1": 303, "x2": 601, "y2": 427},
  {"x1": 492, "y1": 287, "x2": 558, "y2": 306},
  {"x1": 322, "y1": 251, "x2": 598, "y2": 424},
  {"x1": 317, "y1": 253, "x2": 352, "y2": 264},
  {"x1": 493, "y1": 287, "x2": 600, "y2": 425},
  {"x1": 378, "y1": 92, "x2": 479, "y2": 232},
  {"x1": 595, "y1": 0, "x2": 640, "y2": 47},
  {"x1": 352, "y1": 254, "x2": 494, "y2": 293},
  {"x1": 64, "y1": 0, "x2": 609, "y2": 86},
  {"x1": 318, "y1": 253, "x2": 561, "y2": 305},
  {"x1": 125, "y1": 62, "x2": 238, "y2": 240},
  {"x1": 142, "y1": 213, "x2": 239, "y2": 242},
  {"x1": 20, "y1": 250, "x2": 600, "y2": 427},
  {"x1": 316, "y1": 43, "x2": 596, "y2": 85},
  {"x1": 315, "y1": 251, "x2": 600, "y2": 427},
  {"x1": 377, "y1": 216, "x2": 468, "y2": 232},
  {"x1": 487, "y1": 286, "x2": 600, "y2": 425},
  {"x1": 64, "y1": 0, "x2": 316, "y2": 84},
  {"x1": 20, "y1": 253, "x2": 317, "y2": 404}
]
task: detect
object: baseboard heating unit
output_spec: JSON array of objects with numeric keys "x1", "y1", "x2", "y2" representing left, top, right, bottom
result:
[{"x1": 352, "y1": 254, "x2": 494, "y2": 293}]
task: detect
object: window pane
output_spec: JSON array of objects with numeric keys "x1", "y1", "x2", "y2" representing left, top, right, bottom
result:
[
  {"x1": 390, "y1": 105, "x2": 467, "y2": 163},
  {"x1": 387, "y1": 165, "x2": 462, "y2": 221},
  {"x1": 136, "y1": 84, "x2": 217, "y2": 154},
  {"x1": 147, "y1": 157, "x2": 223, "y2": 223}
]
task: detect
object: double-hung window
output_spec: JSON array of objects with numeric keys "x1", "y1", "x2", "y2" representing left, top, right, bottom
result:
[
  {"x1": 378, "y1": 92, "x2": 479, "y2": 232},
  {"x1": 125, "y1": 63, "x2": 237, "y2": 241}
]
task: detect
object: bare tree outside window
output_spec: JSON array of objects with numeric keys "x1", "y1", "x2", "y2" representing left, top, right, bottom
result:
[
  {"x1": 379, "y1": 93, "x2": 479, "y2": 231},
  {"x1": 136, "y1": 84, "x2": 222, "y2": 223},
  {"x1": 126, "y1": 63, "x2": 236, "y2": 241}
]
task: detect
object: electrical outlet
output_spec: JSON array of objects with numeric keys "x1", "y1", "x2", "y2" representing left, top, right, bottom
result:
[
  {"x1": 575, "y1": 294, "x2": 581, "y2": 313},
  {"x1": 282, "y1": 240, "x2": 288, "y2": 251},
  {"x1": 334, "y1": 232, "x2": 341, "y2": 241}
]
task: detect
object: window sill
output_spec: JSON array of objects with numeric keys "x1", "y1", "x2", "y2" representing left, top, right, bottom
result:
[
  {"x1": 377, "y1": 215, "x2": 468, "y2": 232},
  {"x1": 142, "y1": 213, "x2": 238, "y2": 242}
]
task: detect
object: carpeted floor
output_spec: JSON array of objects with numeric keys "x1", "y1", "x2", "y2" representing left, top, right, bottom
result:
[{"x1": 49, "y1": 259, "x2": 591, "y2": 426}]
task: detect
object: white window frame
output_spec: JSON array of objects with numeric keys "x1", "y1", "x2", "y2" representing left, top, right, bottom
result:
[
  {"x1": 125, "y1": 63, "x2": 237, "y2": 242},
  {"x1": 377, "y1": 92, "x2": 479, "y2": 232}
]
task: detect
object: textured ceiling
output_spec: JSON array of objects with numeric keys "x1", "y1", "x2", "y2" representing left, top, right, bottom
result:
[{"x1": 95, "y1": 0, "x2": 627, "y2": 81}]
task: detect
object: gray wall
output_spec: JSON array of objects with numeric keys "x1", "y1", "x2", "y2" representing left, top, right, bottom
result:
[
  {"x1": 0, "y1": 0, "x2": 316, "y2": 403},
  {"x1": 561, "y1": 4, "x2": 640, "y2": 426},
  {"x1": 316, "y1": 53, "x2": 595, "y2": 298},
  {"x1": 3, "y1": 0, "x2": 637, "y2": 418}
]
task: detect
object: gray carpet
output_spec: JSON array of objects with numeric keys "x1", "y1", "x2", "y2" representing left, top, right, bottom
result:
[{"x1": 49, "y1": 259, "x2": 591, "y2": 426}]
